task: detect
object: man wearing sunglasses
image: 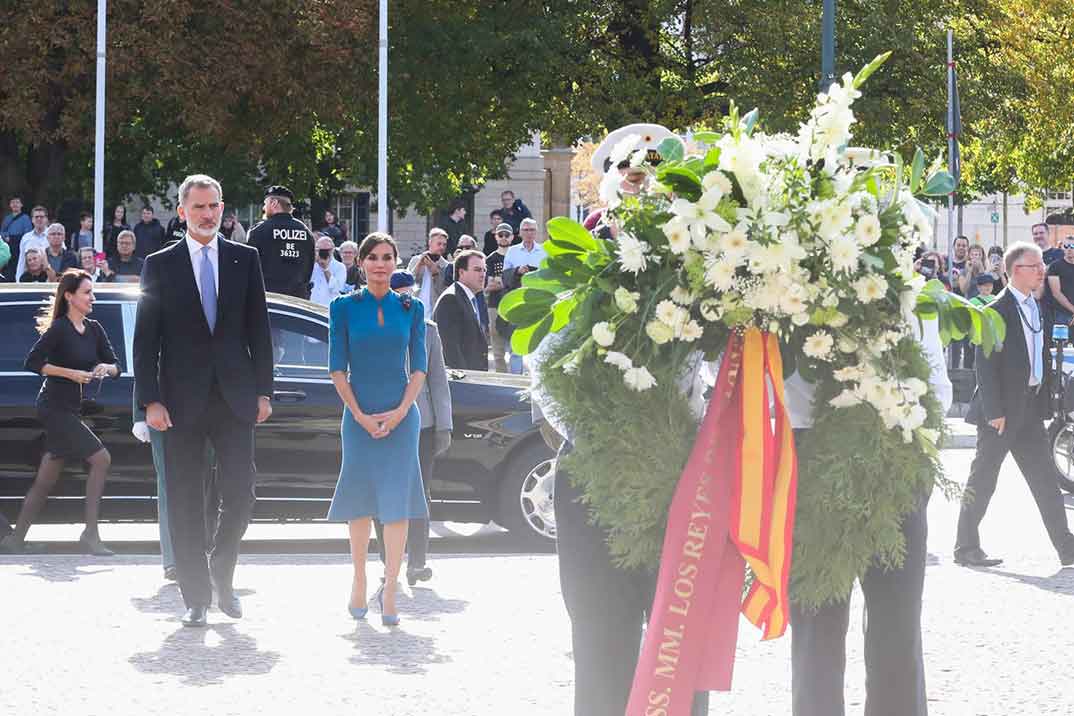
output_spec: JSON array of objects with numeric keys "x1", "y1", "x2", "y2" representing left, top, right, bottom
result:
[{"x1": 1045, "y1": 238, "x2": 1074, "y2": 326}]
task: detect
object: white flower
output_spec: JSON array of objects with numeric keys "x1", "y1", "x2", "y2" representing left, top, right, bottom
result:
[
  {"x1": 828, "y1": 235, "x2": 861, "y2": 273},
  {"x1": 699, "y1": 298, "x2": 722, "y2": 322},
  {"x1": 599, "y1": 170, "x2": 622, "y2": 210},
  {"x1": 681, "y1": 320, "x2": 703, "y2": 342},
  {"x1": 614, "y1": 287, "x2": 640, "y2": 314},
  {"x1": 604, "y1": 351, "x2": 633, "y2": 371},
  {"x1": 656, "y1": 300, "x2": 689, "y2": 333},
  {"x1": 609, "y1": 133, "x2": 642, "y2": 166},
  {"x1": 718, "y1": 225, "x2": 750, "y2": 260},
  {"x1": 744, "y1": 278, "x2": 783, "y2": 313},
  {"x1": 791, "y1": 312, "x2": 810, "y2": 326},
  {"x1": 829, "y1": 389, "x2": 861, "y2": 408},
  {"x1": 718, "y1": 135, "x2": 766, "y2": 188},
  {"x1": 815, "y1": 200, "x2": 854, "y2": 240},
  {"x1": 669, "y1": 187, "x2": 732, "y2": 246},
  {"x1": 833, "y1": 365, "x2": 863, "y2": 382},
  {"x1": 624, "y1": 366, "x2": 658, "y2": 392},
  {"x1": 802, "y1": 331, "x2": 834, "y2": 360},
  {"x1": 591, "y1": 321, "x2": 616, "y2": 347},
  {"x1": 838, "y1": 337, "x2": 857, "y2": 353},
  {"x1": 903, "y1": 377, "x2": 929, "y2": 399},
  {"x1": 616, "y1": 233, "x2": 651, "y2": 274},
  {"x1": 827, "y1": 312, "x2": 849, "y2": 328},
  {"x1": 669, "y1": 286, "x2": 694, "y2": 306},
  {"x1": 563, "y1": 353, "x2": 581, "y2": 375},
  {"x1": 854, "y1": 214, "x2": 882, "y2": 247},
  {"x1": 702, "y1": 171, "x2": 733, "y2": 194},
  {"x1": 662, "y1": 216, "x2": 693, "y2": 254},
  {"x1": 852, "y1": 274, "x2": 888, "y2": 303},
  {"x1": 646, "y1": 320, "x2": 674, "y2": 345},
  {"x1": 779, "y1": 289, "x2": 808, "y2": 316},
  {"x1": 705, "y1": 258, "x2": 737, "y2": 291}
]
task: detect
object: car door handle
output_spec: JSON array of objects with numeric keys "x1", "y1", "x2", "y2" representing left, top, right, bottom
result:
[{"x1": 272, "y1": 390, "x2": 307, "y2": 403}]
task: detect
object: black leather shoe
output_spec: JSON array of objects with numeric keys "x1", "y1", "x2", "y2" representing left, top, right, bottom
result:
[
  {"x1": 181, "y1": 607, "x2": 208, "y2": 627},
  {"x1": 163, "y1": 566, "x2": 178, "y2": 582},
  {"x1": 954, "y1": 548, "x2": 1003, "y2": 567},
  {"x1": 406, "y1": 566, "x2": 433, "y2": 586},
  {"x1": 213, "y1": 578, "x2": 242, "y2": 619},
  {"x1": 1059, "y1": 543, "x2": 1074, "y2": 567},
  {"x1": 78, "y1": 530, "x2": 114, "y2": 557}
]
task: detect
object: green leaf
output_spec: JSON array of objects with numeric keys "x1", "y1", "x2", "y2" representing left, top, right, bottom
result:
[
  {"x1": 909, "y1": 148, "x2": 925, "y2": 194},
  {"x1": 703, "y1": 147, "x2": 721, "y2": 170},
  {"x1": 657, "y1": 166, "x2": 702, "y2": 201},
  {"x1": 550, "y1": 295, "x2": 579, "y2": 332},
  {"x1": 921, "y1": 171, "x2": 956, "y2": 197},
  {"x1": 693, "y1": 131, "x2": 720, "y2": 144},
  {"x1": 546, "y1": 217, "x2": 601, "y2": 253},
  {"x1": 852, "y1": 51, "x2": 892, "y2": 89},
  {"x1": 657, "y1": 137, "x2": 684, "y2": 163},
  {"x1": 521, "y1": 269, "x2": 569, "y2": 294},
  {"x1": 498, "y1": 287, "x2": 556, "y2": 325},
  {"x1": 510, "y1": 313, "x2": 554, "y2": 355}
]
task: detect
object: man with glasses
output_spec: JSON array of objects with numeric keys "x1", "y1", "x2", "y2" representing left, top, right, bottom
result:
[
  {"x1": 1046, "y1": 238, "x2": 1074, "y2": 326},
  {"x1": 1032, "y1": 222, "x2": 1062, "y2": 266},
  {"x1": 15, "y1": 206, "x2": 50, "y2": 280},
  {"x1": 484, "y1": 222, "x2": 515, "y2": 372},
  {"x1": 956, "y1": 241, "x2": 1074, "y2": 568}
]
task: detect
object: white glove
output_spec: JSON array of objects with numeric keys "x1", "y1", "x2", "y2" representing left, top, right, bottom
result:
[{"x1": 132, "y1": 421, "x2": 151, "y2": 443}]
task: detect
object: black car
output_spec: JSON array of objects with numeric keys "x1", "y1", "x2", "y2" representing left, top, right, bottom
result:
[{"x1": 0, "y1": 284, "x2": 556, "y2": 540}]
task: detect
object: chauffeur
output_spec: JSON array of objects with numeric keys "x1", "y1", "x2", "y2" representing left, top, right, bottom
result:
[{"x1": 247, "y1": 185, "x2": 314, "y2": 300}]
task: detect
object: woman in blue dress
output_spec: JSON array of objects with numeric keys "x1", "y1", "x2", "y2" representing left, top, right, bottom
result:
[{"x1": 327, "y1": 233, "x2": 428, "y2": 626}]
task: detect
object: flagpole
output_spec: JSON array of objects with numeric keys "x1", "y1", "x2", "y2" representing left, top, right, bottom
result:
[
  {"x1": 93, "y1": 0, "x2": 106, "y2": 252},
  {"x1": 376, "y1": 0, "x2": 388, "y2": 233},
  {"x1": 946, "y1": 29, "x2": 954, "y2": 254}
]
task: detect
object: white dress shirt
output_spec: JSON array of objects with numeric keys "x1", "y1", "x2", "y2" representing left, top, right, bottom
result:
[
  {"x1": 16, "y1": 230, "x2": 48, "y2": 279},
  {"x1": 309, "y1": 258, "x2": 348, "y2": 307},
  {"x1": 185, "y1": 233, "x2": 219, "y2": 300},
  {"x1": 1007, "y1": 284, "x2": 1043, "y2": 387}
]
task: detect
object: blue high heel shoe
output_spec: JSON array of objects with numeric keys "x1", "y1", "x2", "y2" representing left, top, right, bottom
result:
[
  {"x1": 348, "y1": 605, "x2": 368, "y2": 620},
  {"x1": 376, "y1": 588, "x2": 399, "y2": 627}
]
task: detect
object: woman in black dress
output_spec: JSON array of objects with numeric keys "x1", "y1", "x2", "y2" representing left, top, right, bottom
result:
[{"x1": 0, "y1": 270, "x2": 120, "y2": 555}]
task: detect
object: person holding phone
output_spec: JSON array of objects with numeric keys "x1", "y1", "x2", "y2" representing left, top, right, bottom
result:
[
  {"x1": 987, "y1": 245, "x2": 1006, "y2": 292},
  {"x1": 310, "y1": 235, "x2": 348, "y2": 307}
]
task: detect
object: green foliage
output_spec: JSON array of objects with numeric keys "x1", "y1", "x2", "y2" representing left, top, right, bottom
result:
[
  {"x1": 915, "y1": 279, "x2": 1006, "y2": 353},
  {"x1": 791, "y1": 337, "x2": 949, "y2": 610}
]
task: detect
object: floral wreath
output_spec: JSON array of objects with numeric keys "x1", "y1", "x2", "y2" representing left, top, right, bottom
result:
[{"x1": 503, "y1": 53, "x2": 1004, "y2": 608}]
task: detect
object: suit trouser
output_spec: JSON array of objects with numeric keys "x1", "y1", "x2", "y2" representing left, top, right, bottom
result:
[
  {"x1": 790, "y1": 493, "x2": 930, "y2": 716},
  {"x1": 487, "y1": 308, "x2": 509, "y2": 373},
  {"x1": 955, "y1": 414, "x2": 1074, "y2": 557},
  {"x1": 375, "y1": 428, "x2": 435, "y2": 569},
  {"x1": 163, "y1": 381, "x2": 256, "y2": 608},
  {"x1": 148, "y1": 427, "x2": 174, "y2": 570},
  {"x1": 554, "y1": 442, "x2": 709, "y2": 716}
]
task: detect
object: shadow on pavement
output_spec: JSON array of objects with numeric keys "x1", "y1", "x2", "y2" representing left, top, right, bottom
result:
[
  {"x1": 342, "y1": 622, "x2": 452, "y2": 675},
  {"x1": 397, "y1": 586, "x2": 468, "y2": 623},
  {"x1": 986, "y1": 567, "x2": 1074, "y2": 596},
  {"x1": 10, "y1": 558, "x2": 115, "y2": 583},
  {"x1": 129, "y1": 624, "x2": 281, "y2": 686}
]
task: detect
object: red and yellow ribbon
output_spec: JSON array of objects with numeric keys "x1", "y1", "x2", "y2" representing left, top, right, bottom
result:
[{"x1": 626, "y1": 329, "x2": 798, "y2": 715}]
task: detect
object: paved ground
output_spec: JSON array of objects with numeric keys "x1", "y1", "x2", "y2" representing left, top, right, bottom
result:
[{"x1": 3, "y1": 449, "x2": 1073, "y2": 715}]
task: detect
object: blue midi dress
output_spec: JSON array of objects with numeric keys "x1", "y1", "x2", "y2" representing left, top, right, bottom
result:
[{"x1": 326, "y1": 288, "x2": 430, "y2": 523}]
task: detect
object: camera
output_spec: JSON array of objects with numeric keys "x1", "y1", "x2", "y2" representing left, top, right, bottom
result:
[
  {"x1": 317, "y1": 248, "x2": 332, "y2": 260},
  {"x1": 919, "y1": 257, "x2": 936, "y2": 278}
]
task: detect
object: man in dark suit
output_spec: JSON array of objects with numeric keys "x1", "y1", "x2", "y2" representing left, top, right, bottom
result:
[
  {"x1": 958, "y1": 241, "x2": 1074, "y2": 568},
  {"x1": 134, "y1": 174, "x2": 275, "y2": 627},
  {"x1": 433, "y1": 250, "x2": 489, "y2": 371}
]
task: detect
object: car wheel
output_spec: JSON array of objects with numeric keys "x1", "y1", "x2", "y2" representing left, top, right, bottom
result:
[
  {"x1": 496, "y1": 441, "x2": 557, "y2": 541},
  {"x1": 1047, "y1": 420, "x2": 1074, "y2": 494}
]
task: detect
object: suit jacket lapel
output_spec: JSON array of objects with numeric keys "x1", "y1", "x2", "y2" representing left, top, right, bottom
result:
[
  {"x1": 1000, "y1": 289, "x2": 1032, "y2": 378},
  {"x1": 454, "y1": 285, "x2": 483, "y2": 346}
]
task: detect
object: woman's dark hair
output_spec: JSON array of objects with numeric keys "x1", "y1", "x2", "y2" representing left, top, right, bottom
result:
[
  {"x1": 113, "y1": 204, "x2": 126, "y2": 222},
  {"x1": 358, "y1": 232, "x2": 398, "y2": 263},
  {"x1": 37, "y1": 269, "x2": 93, "y2": 335}
]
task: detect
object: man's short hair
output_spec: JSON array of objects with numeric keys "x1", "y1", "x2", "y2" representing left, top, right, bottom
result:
[
  {"x1": 1032, "y1": 222, "x2": 1049, "y2": 233},
  {"x1": 454, "y1": 249, "x2": 483, "y2": 275},
  {"x1": 116, "y1": 229, "x2": 136, "y2": 244},
  {"x1": 45, "y1": 223, "x2": 66, "y2": 237},
  {"x1": 520, "y1": 218, "x2": 538, "y2": 231},
  {"x1": 31, "y1": 205, "x2": 48, "y2": 217},
  {"x1": 449, "y1": 199, "x2": 466, "y2": 213},
  {"x1": 501, "y1": 190, "x2": 515, "y2": 199},
  {"x1": 142, "y1": 206, "x2": 154, "y2": 214},
  {"x1": 9, "y1": 194, "x2": 22, "y2": 202},
  {"x1": 79, "y1": 211, "x2": 92, "y2": 222},
  {"x1": 489, "y1": 209, "x2": 502, "y2": 219},
  {"x1": 428, "y1": 227, "x2": 448, "y2": 243},
  {"x1": 315, "y1": 235, "x2": 335, "y2": 249},
  {"x1": 457, "y1": 234, "x2": 477, "y2": 249},
  {"x1": 953, "y1": 235, "x2": 969, "y2": 246},
  {"x1": 339, "y1": 240, "x2": 359, "y2": 253},
  {"x1": 1004, "y1": 241, "x2": 1042, "y2": 276},
  {"x1": 179, "y1": 174, "x2": 223, "y2": 204}
]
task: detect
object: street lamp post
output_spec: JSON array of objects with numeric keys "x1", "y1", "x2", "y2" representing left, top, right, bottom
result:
[
  {"x1": 820, "y1": 0, "x2": 836, "y2": 91},
  {"x1": 376, "y1": 0, "x2": 388, "y2": 232}
]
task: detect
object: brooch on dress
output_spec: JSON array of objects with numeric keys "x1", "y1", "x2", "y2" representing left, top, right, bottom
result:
[{"x1": 351, "y1": 287, "x2": 412, "y2": 310}]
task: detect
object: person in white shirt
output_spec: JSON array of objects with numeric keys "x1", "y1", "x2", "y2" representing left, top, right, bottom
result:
[
  {"x1": 407, "y1": 228, "x2": 451, "y2": 309},
  {"x1": 502, "y1": 218, "x2": 548, "y2": 291},
  {"x1": 309, "y1": 236, "x2": 348, "y2": 306},
  {"x1": 16, "y1": 205, "x2": 50, "y2": 280}
]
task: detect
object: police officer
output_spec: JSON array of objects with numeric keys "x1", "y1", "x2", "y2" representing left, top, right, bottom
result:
[{"x1": 247, "y1": 185, "x2": 314, "y2": 299}]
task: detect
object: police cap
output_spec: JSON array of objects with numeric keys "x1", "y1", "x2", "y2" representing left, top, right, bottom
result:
[{"x1": 265, "y1": 185, "x2": 295, "y2": 201}]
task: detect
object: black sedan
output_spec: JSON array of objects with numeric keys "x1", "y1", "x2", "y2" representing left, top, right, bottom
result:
[{"x1": 0, "y1": 284, "x2": 556, "y2": 540}]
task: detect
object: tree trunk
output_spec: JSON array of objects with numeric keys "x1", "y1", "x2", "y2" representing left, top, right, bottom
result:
[
  {"x1": 0, "y1": 130, "x2": 23, "y2": 201},
  {"x1": 26, "y1": 140, "x2": 68, "y2": 214}
]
